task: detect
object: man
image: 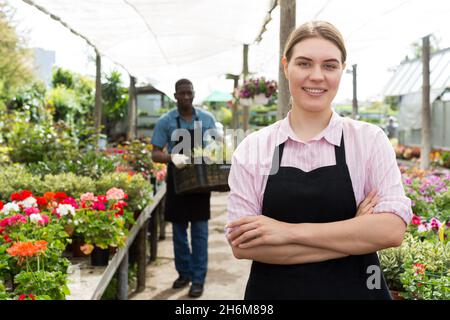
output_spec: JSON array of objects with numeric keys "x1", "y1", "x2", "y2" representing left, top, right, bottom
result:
[{"x1": 151, "y1": 79, "x2": 216, "y2": 298}]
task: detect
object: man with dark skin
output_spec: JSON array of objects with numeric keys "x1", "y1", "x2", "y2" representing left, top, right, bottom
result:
[{"x1": 151, "y1": 79, "x2": 217, "y2": 298}]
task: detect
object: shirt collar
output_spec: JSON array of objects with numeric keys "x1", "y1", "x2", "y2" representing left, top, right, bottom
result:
[
  {"x1": 276, "y1": 109, "x2": 343, "y2": 147},
  {"x1": 175, "y1": 107, "x2": 197, "y2": 119}
]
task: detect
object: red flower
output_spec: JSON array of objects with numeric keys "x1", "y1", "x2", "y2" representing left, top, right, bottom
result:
[
  {"x1": 0, "y1": 200, "x2": 3, "y2": 211},
  {"x1": 413, "y1": 263, "x2": 426, "y2": 275},
  {"x1": 97, "y1": 195, "x2": 108, "y2": 203},
  {"x1": 18, "y1": 294, "x2": 27, "y2": 300},
  {"x1": 54, "y1": 192, "x2": 68, "y2": 201},
  {"x1": 29, "y1": 294, "x2": 36, "y2": 300},
  {"x1": 11, "y1": 190, "x2": 33, "y2": 202},
  {"x1": 35, "y1": 197, "x2": 47, "y2": 207},
  {"x1": 3, "y1": 234, "x2": 12, "y2": 243},
  {"x1": 411, "y1": 214, "x2": 421, "y2": 226}
]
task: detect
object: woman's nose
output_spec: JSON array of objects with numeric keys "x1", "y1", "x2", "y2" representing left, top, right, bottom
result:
[{"x1": 310, "y1": 66, "x2": 324, "y2": 81}]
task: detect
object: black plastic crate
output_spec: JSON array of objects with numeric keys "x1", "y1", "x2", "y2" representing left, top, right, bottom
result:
[{"x1": 173, "y1": 162, "x2": 231, "y2": 195}]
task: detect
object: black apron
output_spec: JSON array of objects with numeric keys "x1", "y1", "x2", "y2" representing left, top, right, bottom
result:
[
  {"x1": 164, "y1": 114, "x2": 211, "y2": 223},
  {"x1": 244, "y1": 131, "x2": 391, "y2": 300}
]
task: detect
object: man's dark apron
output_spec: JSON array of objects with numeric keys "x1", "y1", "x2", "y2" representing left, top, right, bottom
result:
[
  {"x1": 244, "y1": 132, "x2": 391, "y2": 300},
  {"x1": 164, "y1": 115, "x2": 211, "y2": 223}
]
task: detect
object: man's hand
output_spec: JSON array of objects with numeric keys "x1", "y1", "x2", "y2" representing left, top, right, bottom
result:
[
  {"x1": 171, "y1": 154, "x2": 190, "y2": 169},
  {"x1": 356, "y1": 190, "x2": 378, "y2": 217}
]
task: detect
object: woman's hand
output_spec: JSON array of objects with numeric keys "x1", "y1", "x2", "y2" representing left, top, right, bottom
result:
[
  {"x1": 356, "y1": 190, "x2": 378, "y2": 217},
  {"x1": 226, "y1": 215, "x2": 292, "y2": 248}
]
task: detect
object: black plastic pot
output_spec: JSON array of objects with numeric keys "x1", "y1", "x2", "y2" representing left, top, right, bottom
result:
[{"x1": 90, "y1": 246, "x2": 110, "y2": 266}]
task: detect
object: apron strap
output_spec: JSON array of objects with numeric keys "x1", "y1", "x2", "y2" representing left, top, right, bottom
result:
[
  {"x1": 269, "y1": 143, "x2": 285, "y2": 175},
  {"x1": 334, "y1": 130, "x2": 346, "y2": 166}
]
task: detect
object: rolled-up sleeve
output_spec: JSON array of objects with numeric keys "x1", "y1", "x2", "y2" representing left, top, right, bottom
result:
[
  {"x1": 365, "y1": 129, "x2": 412, "y2": 225},
  {"x1": 226, "y1": 139, "x2": 262, "y2": 234}
]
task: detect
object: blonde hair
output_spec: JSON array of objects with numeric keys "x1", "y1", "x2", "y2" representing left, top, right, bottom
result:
[{"x1": 283, "y1": 21, "x2": 346, "y2": 64}]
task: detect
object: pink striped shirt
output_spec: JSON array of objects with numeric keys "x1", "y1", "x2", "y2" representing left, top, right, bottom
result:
[{"x1": 227, "y1": 110, "x2": 412, "y2": 229}]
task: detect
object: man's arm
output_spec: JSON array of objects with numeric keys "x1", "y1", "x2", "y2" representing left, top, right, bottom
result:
[{"x1": 152, "y1": 145, "x2": 171, "y2": 164}]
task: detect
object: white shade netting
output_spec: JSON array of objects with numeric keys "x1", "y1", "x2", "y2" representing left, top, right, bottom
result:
[
  {"x1": 19, "y1": 0, "x2": 450, "y2": 101},
  {"x1": 21, "y1": 0, "x2": 276, "y2": 99}
]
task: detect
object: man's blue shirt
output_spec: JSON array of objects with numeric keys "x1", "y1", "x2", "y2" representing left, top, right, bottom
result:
[{"x1": 151, "y1": 107, "x2": 217, "y2": 153}]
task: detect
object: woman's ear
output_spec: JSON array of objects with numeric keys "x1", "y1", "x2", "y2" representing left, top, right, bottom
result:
[{"x1": 282, "y1": 56, "x2": 288, "y2": 78}]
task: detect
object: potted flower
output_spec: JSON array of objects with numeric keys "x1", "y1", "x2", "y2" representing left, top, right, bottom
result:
[
  {"x1": 237, "y1": 77, "x2": 278, "y2": 106},
  {"x1": 73, "y1": 189, "x2": 129, "y2": 266},
  {"x1": 6, "y1": 240, "x2": 70, "y2": 300}
]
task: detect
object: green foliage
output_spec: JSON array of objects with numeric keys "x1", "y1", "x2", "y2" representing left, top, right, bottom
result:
[
  {"x1": 215, "y1": 106, "x2": 232, "y2": 126},
  {"x1": 117, "y1": 139, "x2": 154, "y2": 179},
  {"x1": 379, "y1": 233, "x2": 450, "y2": 299},
  {"x1": 5, "y1": 81, "x2": 48, "y2": 123},
  {"x1": 35, "y1": 173, "x2": 96, "y2": 199},
  {"x1": 4, "y1": 114, "x2": 79, "y2": 164},
  {"x1": 96, "y1": 173, "x2": 153, "y2": 212},
  {"x1": 102, "y1": 70, "x2": 128, "y2": 123},
  {"x1": 52, "y1": 67, "x2": 74, "y2": 89},
  {"x1": 14, "y1": 270, "x2": 69, "y2": 300},
  {"x1": 47, "y1": 67, "x2": 95, "y2": 134},
  {"x1": 399, "y1": 239, "x2": 450, "y2": 300},
  {"x1": 27, "y1": 149, "x2": 117, "y2": 180},
  {"x1": 0, "y1": 3, "x2": 34, "y2": 103},
  {"x1": 0, "y1": 282, "x2": 8, "y2": 300},
  {"x1": 379, "y1": 234, "x2": 414, "y2": 291},
  {"x1": 0, "y1": 165, "x2": 41, "y2": 201}
]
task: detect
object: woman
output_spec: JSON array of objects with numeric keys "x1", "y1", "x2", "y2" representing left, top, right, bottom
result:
[{"x1": 226, "y1": 21, "x2": 412, "y2": 300}]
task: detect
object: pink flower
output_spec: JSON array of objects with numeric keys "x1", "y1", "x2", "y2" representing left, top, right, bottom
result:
[
  {"x1": 24, "y1": 207, "x2": 40, "y2": 216},
  {"x1": 417, "y1": 223, "x2": 431, "y2": 233},
  {"x1": 106, "y1": 188, "x2": 126, "y2": 201},
  {"x1": 92, "y1": 202, "x2": 106, "y2": 211},
  {"x1": 39, "y1": 214, "x2": 49, "y2": 225},
  {"x1": 80, "y1": 192, "x2": 96, "y2": 202},
  {"x1": 0, "y1": 214, "x2": 27, "y2": 227},
  {"x1": 61, "y1": 197, "x2": 79, "y2": 209},
  {"x1": 411, "y1": 214, "x2": 421, "y2": 226},
  {"x1": 430, "y1": 218, "x2": 442, "y2": 230}
]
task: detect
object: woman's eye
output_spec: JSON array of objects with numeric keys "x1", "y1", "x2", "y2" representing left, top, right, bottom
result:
[
  {"x1": 324, "y1": 64, "x2": 338, "y2": 70},
  {"x1": 297, "y1": 62, "x2": 311, "y2": 67}
]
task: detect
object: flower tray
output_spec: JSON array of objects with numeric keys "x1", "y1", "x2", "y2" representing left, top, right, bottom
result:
[{"x1": 173, "y1": 162, "x2": 231, "y2": 195}]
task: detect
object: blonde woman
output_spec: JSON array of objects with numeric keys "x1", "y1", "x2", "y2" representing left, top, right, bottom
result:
[{"x1": 226, "y1": 21, "x2": 412, "y2": 300}]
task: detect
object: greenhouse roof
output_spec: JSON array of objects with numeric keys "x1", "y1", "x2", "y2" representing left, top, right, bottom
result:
[{"x1": 383, "y1": 47, "x2": 450, "y2": 97}]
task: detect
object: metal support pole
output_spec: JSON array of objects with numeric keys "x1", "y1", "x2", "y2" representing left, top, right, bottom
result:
[
  {"x1": 149, "y1": 205, "x2": 159, "y2": 263},
  {"x1": 117, "y1": 252, "x2": 129, "y2": 300},
  {"x1": 277, "y1": 0, "x2": 296, "y2": 120},
  {"x1": 352, "y1": 64, "x2": 358, "y2": 119},
  {"x1": 421, "y1": 35, "x2": 431, "y2": 169},
  {"x1": 159, "y1": 195, "x2": 166, "y2": 240},
  {"x1": 136, "y1": 221, "x2": 148, "y2": 292}
]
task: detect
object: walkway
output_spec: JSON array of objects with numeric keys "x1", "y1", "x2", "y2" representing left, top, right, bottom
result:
[{"x1": 131, "y1": 192, "x2": 251, "y2": 300}]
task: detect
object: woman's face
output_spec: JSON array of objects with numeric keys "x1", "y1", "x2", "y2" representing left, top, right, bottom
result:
[{"x1": 284, "y1": 37, "x2": 345, "y2": 113}]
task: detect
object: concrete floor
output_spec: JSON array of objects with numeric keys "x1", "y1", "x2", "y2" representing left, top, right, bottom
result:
[{"x1": 131, "y1": 192, "x2": 252, "y2": 300}]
